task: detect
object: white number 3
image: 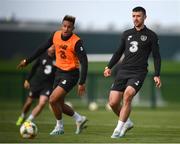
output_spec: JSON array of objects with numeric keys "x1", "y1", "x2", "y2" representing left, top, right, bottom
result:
[
  {"x1": 44, "y1": 65, "x2": 52, "y2": 74},
  {"x1": 129, "y1": 41, "x2": 138, "y2": 53}
]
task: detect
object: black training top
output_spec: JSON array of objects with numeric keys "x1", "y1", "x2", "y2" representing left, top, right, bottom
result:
[
  {"x1": 27, "y1": 52, "x2": 56, "y2": 87},
  {"x1": 107, "y1": 26, "x2": 161, "y2": 76}
]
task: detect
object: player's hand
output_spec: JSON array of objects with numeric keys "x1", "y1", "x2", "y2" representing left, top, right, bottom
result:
[
  {"x1": 154, "y1": 76, "x2": 162, "y2": 88},
  {"x1": 24, "y1": 80, "x2": 30, "y2": 89},
  {"x1": 17, "y1": 59, "x2": 27, "y2": 69},
  {"x1": 78, "y1": 84, "x2": 86, "y2": 96},
  {"x1": 104, "y1": 67, "x2": 111, "y2": 77}
]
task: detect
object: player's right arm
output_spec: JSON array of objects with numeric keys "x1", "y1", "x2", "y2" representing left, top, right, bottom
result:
[
  {"x1": 104, "y1": 33, "x2": 126, "y2": 77},
  {"x1": 17, "y1": 32, "x2": 54, "y2": 69},
  {"x1": 24, "y1": 58, "x2": 40, "y2": 89}
]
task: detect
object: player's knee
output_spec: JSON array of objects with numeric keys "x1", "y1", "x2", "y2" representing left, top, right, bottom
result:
[
  {"x1": 123, "y1": 95, "x2": 133, "y2": 105},
  {"x1": 26, "y1": 100, "x2": 33, "y2": 106},
  {"x1": 124, "y1": 88, "x2": 135, "y2": 97},
  {"x1": 27, "y1": 101, "x2": 32, "y2": 105},
  {"x1": 26, "y1": 97, "x2": 33, "y2": 104},
  {"x1": 49, "y1": 96, "x2": 56, "y2": 105},
  {"x1": 109, "y1": 101, "x2": 118, "y2": 109}
]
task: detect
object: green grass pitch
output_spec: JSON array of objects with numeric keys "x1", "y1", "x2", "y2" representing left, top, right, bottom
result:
[
  {"x1": 0, "y1": 60, "x2": 180, "y2": 143},
  {"x1": 0, "y1": 102, "x2": 180, "y2": 143}
]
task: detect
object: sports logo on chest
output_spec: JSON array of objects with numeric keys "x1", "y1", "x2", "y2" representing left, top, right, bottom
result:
[
  {"x1": 127, "y1": 35, "x2": 132, "y2": 41},
  {"x1": 59, "y1": 44, "x2": 68, "y2": 50},
  {"x1": 140, "y1": 35, "x2": 147, "y2": 41}
]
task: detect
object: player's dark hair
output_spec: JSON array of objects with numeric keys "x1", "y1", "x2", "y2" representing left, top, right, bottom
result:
[
  {"x1": 133, "y1": 6, "x2": 146, "y2": 16},
  {"x1": 63, "y1": 15, "x2": 76, "y2": 25}
]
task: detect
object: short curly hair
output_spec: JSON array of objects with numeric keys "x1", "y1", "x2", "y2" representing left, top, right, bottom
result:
[
  {"x1": 132, "y1": 6, "x2": 146, "y2": 16},
  {"x1": 63, "y1": 15, "x2": 76, "y2": 25}
]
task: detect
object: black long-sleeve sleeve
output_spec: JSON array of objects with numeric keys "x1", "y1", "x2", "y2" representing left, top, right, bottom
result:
[
  {"x1": 26, "y1": 58, "x2": 40, "y2": 81},
  {"x1": 151, "y1": 34, "x2": 161, "y2": 76},
  {"x1": 74, "y1": 40, "x2": 88, "y2": 85},
  {"x1": 26, "y1": 32, "x2": 54, "y2": 64},
  {"x1": 107, "y1": 34, "x2": 126, "y2": 69}
]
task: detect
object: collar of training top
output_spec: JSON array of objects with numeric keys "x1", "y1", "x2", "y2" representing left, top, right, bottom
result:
[{"x1": 133, "y1": 25, "x2": 147, "y2": 32}]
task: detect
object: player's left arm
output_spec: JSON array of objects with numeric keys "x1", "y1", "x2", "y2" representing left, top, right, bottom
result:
[
  {"x1": 75, "y1": 40, "x2": 88, "y2": 96},
  {"x1": 151, "y1": 33, "x2": 162, "y2": 88}
]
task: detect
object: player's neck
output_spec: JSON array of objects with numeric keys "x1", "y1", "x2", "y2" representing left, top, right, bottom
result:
[
  {"x1": 61, "y1": 33, "x2": 73, "y2": 41},
  {"x1": 135, "y1": 24, "x2": 145, "y2": 31}
]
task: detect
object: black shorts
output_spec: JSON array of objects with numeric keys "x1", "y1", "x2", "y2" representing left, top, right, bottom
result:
[
  {"x1": 111, "y1": 70, "x2": 147, "y2": 93},
  {"x1": 53, "y1": 69, "x2": 79, "y2": 93},
  {"x1": 29, "y1": 84, "x2": 53, "y2": 99}
]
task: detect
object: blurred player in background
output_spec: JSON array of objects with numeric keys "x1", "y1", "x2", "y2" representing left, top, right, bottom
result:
[
  {"x1": 104, "y1": 6, "x2": 162, "y2": 138},
  {"x1": 17, "y1": 15, "x2": 88, "y2": 135},
  {"x1": 16, "y1": 46, "x2": 56, "y2": 126}
]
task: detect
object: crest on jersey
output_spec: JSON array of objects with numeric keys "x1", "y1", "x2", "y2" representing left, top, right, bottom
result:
[{"x1": 140, "y1": 35, "x2": 147, "y2": 41}]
